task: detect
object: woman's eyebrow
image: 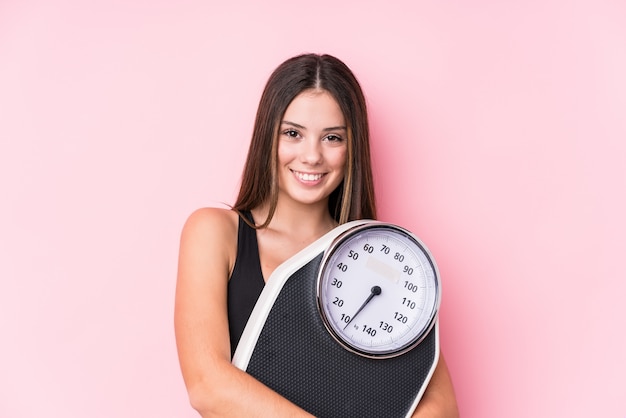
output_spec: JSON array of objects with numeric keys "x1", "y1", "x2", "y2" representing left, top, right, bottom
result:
[
  {"x1": 281, "y1": 120, "x2": 306, "y2": 130},
  {"x1": 281, "y1": 120, "x2": 347, "y2": 132},
  {"x1": 322, "y1": 125, "x2": 347, "y2": 132}
]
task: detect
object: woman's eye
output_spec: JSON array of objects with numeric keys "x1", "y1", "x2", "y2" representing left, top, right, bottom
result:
[
  {"x1": 325, "y1": 134, "x2": 343, "y2": 142},
  {"x1": 283, "y1": 129, "x2": 299, "y2": 138}
]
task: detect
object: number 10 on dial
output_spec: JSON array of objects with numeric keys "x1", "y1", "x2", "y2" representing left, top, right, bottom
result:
[{"x1": 316, "y1": 223, "x2": 440, "y2": 358}]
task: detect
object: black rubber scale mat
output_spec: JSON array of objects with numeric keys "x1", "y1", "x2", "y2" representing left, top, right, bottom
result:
[{"x1": 244, "y1": 254, "x2": 437, "y2": 418}]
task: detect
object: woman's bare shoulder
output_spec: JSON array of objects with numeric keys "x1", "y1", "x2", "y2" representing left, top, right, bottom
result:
[
  {"x1": 179, "y1": 207, "x2": 239, "y2": 271},
  {"x1": 182, "y1": 207, "x2": 239, "y2": 236}
]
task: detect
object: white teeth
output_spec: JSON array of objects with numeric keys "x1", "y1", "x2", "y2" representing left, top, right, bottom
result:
[{"x1": 295, "y1": 171, "x2": 323, "y2": 181}]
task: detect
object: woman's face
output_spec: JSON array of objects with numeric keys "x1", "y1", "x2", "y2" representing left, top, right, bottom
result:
[{"x1": 277, "y1": 89, "x2": 347, "y2": 208}]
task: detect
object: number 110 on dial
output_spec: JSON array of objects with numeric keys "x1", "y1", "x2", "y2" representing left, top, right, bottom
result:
[{"x1": 316, "y1": 223, "x2": 440, "y2": 358}]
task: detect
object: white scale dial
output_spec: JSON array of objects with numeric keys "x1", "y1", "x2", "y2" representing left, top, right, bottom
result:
[{"x1": 317, "y1": 223, "x2": 440, "y2": 358}]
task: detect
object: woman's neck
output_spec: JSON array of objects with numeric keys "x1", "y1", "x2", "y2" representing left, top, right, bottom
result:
[{"x1": 252, "y1": 199, "x2": 337, "y2": 238}]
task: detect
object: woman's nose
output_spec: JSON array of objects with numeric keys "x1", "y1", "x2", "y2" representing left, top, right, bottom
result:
[{"x1": 300, "y1": 138, "x2": 323, "y2": 165}]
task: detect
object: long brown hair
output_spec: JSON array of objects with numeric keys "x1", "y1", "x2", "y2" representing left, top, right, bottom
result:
[{"x1": 233, "y1": 53, "x2": 376, "y2": 227}]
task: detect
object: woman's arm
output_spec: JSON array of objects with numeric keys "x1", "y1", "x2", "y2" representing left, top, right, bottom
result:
[
  {"x1": 411, "y1": 353, "x2": 459, "y2": 418},
  {"x1": 174, "y1": 208, "x2": 314, "y2": 417}
]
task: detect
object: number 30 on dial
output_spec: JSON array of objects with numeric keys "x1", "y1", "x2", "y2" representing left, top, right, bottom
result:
[{"x1": 316, "y1": 222, "x2": 440, "y2": 358}]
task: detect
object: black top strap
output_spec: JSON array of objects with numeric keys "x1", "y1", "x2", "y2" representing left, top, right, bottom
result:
[{"x1": 227, "y1": 211, "x2": 265, "y2": 357}]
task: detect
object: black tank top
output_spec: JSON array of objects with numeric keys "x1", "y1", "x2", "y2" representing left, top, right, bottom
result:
[{"x1": 227, "y1": 211, "x2": 265, "y2": 357}]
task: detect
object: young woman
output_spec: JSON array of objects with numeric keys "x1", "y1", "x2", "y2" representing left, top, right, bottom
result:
[{"x1": 175, "y1": 53, "x2": 459, "y2": 417}]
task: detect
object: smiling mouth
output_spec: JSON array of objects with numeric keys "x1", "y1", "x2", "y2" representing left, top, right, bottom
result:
[{"x1": 292, "y1": 170, "x2": 325, "y2": 182}]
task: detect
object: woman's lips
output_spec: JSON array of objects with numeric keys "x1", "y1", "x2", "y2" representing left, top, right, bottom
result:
[{"x1": 291, "y1": 170, "x2": 325, "y2": 183}]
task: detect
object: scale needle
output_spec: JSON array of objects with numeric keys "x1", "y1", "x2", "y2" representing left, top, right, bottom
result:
[{"x1": 343, "y1": 285, "x2": 382, "y2": 330}]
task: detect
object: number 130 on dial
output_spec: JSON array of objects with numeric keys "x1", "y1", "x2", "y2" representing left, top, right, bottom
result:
[{"x1": 316, "y1": 222, "x2": 441, "y2": 359}]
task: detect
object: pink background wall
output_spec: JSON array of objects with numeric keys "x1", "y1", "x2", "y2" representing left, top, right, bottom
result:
[{"x1": 1, "y1": 1, "x2": 625, "y2": 417}]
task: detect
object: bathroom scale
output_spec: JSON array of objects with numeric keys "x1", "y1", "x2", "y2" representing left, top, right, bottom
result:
[{"x1": 232, "y1": 220, "x2": 441, "y2": 418}]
